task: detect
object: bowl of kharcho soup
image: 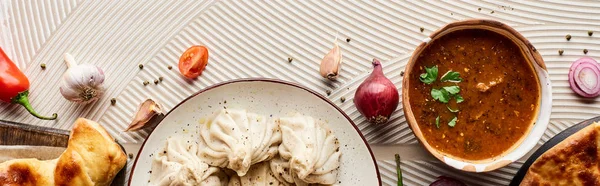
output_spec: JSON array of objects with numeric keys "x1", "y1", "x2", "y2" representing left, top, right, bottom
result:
[{"x1": 402, "y1": 20, "x2": 552, "y2": 172}]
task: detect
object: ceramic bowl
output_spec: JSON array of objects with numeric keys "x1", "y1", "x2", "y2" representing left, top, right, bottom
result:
[
  {"x1": 402, "y1": 19, "x2": 552, "y2": 172},
  {"x1": 128, "y1": 78, "x2": 381, "y2": 185}
]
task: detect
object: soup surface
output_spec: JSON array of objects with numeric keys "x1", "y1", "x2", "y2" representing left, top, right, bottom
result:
[{"x1": 409, "y1": 29, "x2": 540, "y2": 160}]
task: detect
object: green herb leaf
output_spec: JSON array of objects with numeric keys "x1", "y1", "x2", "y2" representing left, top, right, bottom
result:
[
  {"x1": 419, "y1": 66, "x2": 438, "y2": 84},
  {"x1": 447, "y1": 106, "x2": 459, "y2": 113},
  {"x1": 443, "y1": 86, "x2": 460, "y2": 95},
  {"x1": 431, "y1": 88, "x2": 450, "y2": 103},
  {"x1": 448, "y1": 116, "x2": 457, "y2": 127},
  {"x1": 395, "y1": 154, "x2": 403, "y2": 186},
  {"x1": 455, "y1": 94, "x2": 464, "y2": 103},
  {"x1": 440, "y1": 71, "x2": 462, "y2": 82},
  {"x1": 435, "y1": 116, "x2": 440, "y2": 129}
]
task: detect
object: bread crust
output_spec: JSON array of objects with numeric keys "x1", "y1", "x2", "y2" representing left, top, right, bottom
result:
[
  {"x1": 521, "y1": 122, "x2": 600, "y2": 186},
  {"x1": 0, "y1": 118, "x2": 126, "y2": 186}
]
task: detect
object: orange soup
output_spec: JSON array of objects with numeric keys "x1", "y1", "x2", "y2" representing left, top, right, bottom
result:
[{"x1": 408, "y1": 29, "x2": 540, "y2": 160}]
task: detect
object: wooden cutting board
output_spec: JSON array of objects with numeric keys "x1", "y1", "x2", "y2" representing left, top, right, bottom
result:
[{"x1": 0, "y1": 119, "x2": 69, "y2": 147}]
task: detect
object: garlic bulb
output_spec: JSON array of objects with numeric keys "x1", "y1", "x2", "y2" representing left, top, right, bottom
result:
[{"x1": 59, "y1": 53, "x2": 105, "y2": 104}]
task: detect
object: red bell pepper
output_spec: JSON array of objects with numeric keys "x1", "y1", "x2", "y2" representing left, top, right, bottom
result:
[{"x1": 0, "y1": 47, "x2": 57, "y2": 120}]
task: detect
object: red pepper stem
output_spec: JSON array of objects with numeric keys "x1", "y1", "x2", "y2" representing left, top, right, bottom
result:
[{"x1": 11, "y1": 91, "x2": 57, "y2": 120}]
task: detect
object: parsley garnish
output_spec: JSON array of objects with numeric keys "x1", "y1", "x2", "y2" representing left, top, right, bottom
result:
[
  {"x1": 442, "y1": 86, "x2": 460, "y2": 95},
  {"x1": 448, "y1": 116, "x2": 457, "y2": 127},
  {"x1": 447, "y1": 106, "x2": 459, "y2": 113},
  {"x1": 440, "y1": 71, "x2": 462, "y2": 82},
  {"x1": 431, "y1": 88, "x2": 450, "y2": 103},
  {"x1": 420, "y1": 67, "x2": 465, "y2": 128},
  {"x1": 419, "y1": 66, "x2": 438, "y2": 84},
  {"x1": 455, "y1": 94, "x2": 464, "y2": 103}
]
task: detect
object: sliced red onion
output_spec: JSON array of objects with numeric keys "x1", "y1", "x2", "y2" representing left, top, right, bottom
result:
[{"x1": 569, "y1": 57, "x2": 600, "y2": 98}]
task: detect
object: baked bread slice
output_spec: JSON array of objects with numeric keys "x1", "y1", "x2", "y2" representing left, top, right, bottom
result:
[
  {"x1": 0, "y1": 118, "x2": 127, "y2": 186},
  {"x1": 521, "y1": 122, "x2": 600, "y2": 185}
]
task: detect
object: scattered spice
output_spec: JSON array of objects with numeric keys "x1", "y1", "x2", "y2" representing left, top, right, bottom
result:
[
  {"x1": 159, "y1": 77, "x2": 164, "y2": 82},
  {"x1": 584, "y1": 49, "x2": 589, "y2": 54},
  {"x1": 128, "y1": 153, "x2": 133, "y2": 159},
  {"x1": 558, "y1": 49, "x2": 564, "y2": 55},
  {"x1": 167, "y1": 65, "x2": 173, "y2": 70},
  {"x1": 346, "y1": 38, "x2": 351, "y2": 42},
  {"x1": 478, "y1": 8, "x2": 481, "y2": 11},
  {"x1": 400, "y1": 71, "x2": 405, "y2": 77},
  {"x1": 143, "y1": 81, "x2": 149, "y2": 86},
  {"x1": 110, "y1": 98, "x2": 117, "y2": 105},
  {"x1": 566, "y1": 34, "x2": 572, "y2": 41},
  {"x1": 490, "y1": 11, "x2": 494, "y2": 14},
  {"x1": 420, "y1": 27, "x2": 424, "y2": 33},
  {"x1": 288, "y1": 57, "x2": 293, "y2": 63},
  {"x1": 154, "y1": 80, "x2": 159, "y2": 84},
  {"x1": 340, "y1": 97, "x2": 346, "y2": 103},
  {"x1": 138, "y1": 64, "x2": 144, "y2": 69},
  {"x1": 588, "y1": 31, "x2": 594, "y2": 36},
  {"x1": 40, "y1": 63, "x2": 46, "y2": 69},
  {"x1": 326, "y1": 90, "x2": 331, "y2": 96}
]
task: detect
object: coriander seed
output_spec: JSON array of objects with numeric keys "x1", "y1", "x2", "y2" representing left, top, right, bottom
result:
[
  {"x1": 346, "y1": 38, "x2": 351, "y2": 42},
  {"x1": 154, "y1": 80, "x2": 159, "y2": 84},
  {"x1": 139, "y1": 64, "x2": 144, "y2": 69},
  {"x1": 566, "y1": 34, "x2": 571, "y2": 41},
  {"x1": 340, "y1": 97, "x2": 346, "y2": 103},
  {"x1": 584, "y1": 49, "x2": 588, "y2": 54},
  {"x1": 420, "y1": 27, "x2": 424, "y2": 33},
  {"x1": 110, "y1": 98, "x2": 116, "y2": 105},
  {"x1": 558, "y1": 49, "x2": 564, "y2": 55},
  {"x1": 159, "y1": 77, "x2": 164, "y2": 82},
  {"x1": 40, "y1": 63, "x2": 46, "y2": 69},
  {"x1": 326, "y1": 90, "x2": 331, "y2": 96},
  {"x1": 143, "y1": 81, "x2": 149, "y2": 86},
  {"x1": 288, "y1": 57, "x2": 293, "y2": 63},
  {"x1": 167, "y1": 65, "x2": 172, "y2": 70},
  {"x1": 588, "y1": 31, "x2": 594, "y2": 36}
]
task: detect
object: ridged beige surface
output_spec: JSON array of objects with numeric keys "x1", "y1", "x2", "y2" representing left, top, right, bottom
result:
[{"x1": 1, "y1": 1, "x2": 599, "y2": 185}]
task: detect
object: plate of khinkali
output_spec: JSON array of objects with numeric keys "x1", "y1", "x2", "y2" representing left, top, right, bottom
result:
[{"x1": 129, "y1": 78, "x2": 381, "y2": 186}]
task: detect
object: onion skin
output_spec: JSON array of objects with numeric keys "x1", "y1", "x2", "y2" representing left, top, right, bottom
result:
[
  {"x1": 429, "y1": 176, "x2": 466, "y2": 186},
  {"x1": 568, "y1": 57, "x2": 600, "y2": 98},
  {"x1": 353, "y1": 58, "x2": 399, "y2": 125}
]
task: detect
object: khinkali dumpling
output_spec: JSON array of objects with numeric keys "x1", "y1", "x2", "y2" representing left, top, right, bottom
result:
[
  {"x1": 273, "y1": 113, "x2": 341, "y2": 185},
  {"x1": 198, "y1": 109, "x2": 281, "y2": 176},
  {"x1": 228, "y1": 162, "x2": 287, "y2": 186},
  {"x1": 149, "y1": 137, "x2": 226, "y2": 186}
]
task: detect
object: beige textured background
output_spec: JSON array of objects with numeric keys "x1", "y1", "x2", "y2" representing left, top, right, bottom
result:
[{"x1": 1, "y1": 1, "x2": 599, "y2": 185}]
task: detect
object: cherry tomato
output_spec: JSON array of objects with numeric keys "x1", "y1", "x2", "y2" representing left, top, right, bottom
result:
[{"x1": 178, "y1": 46, "x2": 209, "y2": 79}]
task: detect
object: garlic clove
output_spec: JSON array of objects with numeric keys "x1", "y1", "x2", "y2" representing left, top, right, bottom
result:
[
  {"x1": 125, "y1": 99, "x2": 164, "y2": 132},
  {"x1": 320, "y1": 40, "x2": 342, "y2": 81}
]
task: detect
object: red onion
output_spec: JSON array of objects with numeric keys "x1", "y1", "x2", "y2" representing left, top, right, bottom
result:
[
  {"x1": 353, "y1": 58, "x2": 399, "y2": 125},
  {"x1": 568, "y1": 57, "x2": 600, "y2": 98},
  {"x1": 430, "y1": 176, "x2": 466, "y2": 186}
]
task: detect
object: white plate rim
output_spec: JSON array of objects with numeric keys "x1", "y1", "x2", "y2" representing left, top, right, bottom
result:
[{"x1": 127, "y1": 78, "x2": 382, "y2": 185}]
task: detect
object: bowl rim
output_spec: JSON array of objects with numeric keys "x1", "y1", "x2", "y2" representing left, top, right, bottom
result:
[
  {"x1": 127, "y1": 78, "x2": 382, "y2": 185},
  {"x1": 402, "y1": 19, "x2": 549, "y2": 172}
]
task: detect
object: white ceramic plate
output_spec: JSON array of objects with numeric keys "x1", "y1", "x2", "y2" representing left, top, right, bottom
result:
[{"x1": 128, "y1": 78, "x2": 381, "y2": 185}]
